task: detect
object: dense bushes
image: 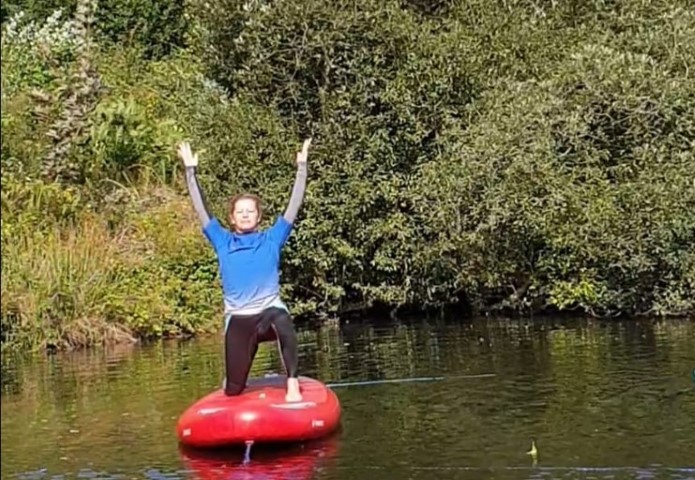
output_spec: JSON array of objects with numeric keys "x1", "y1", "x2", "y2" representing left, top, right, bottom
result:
[
  {"x1": 2, "y1": 0, "x2": 693, "y2": 351},
  {"x1": 195, "y1": 0, "x2": 695, "y2": 316}
]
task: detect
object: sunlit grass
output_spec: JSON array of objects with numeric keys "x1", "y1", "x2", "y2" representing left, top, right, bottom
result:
[
  {"x1": 1, "y1": 181, "x2": 219, "y2": 352},
  {"x1": 1, "y1": 213, "x2": 135, "y2": 351}
]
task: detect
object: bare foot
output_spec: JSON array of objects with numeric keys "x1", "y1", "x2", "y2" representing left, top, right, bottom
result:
[{"x1": 285, "y1": 377, "x2": 303, "y2": 402}]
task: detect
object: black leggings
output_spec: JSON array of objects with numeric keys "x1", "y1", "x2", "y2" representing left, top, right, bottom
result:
[{"x1": 224, "y1": 307, "x2": 299, "y2": 396}]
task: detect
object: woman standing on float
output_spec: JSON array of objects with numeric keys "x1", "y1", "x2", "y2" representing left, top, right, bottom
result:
[{"x1": 177, "y1": 138, "x2": 312, "y2": 402}]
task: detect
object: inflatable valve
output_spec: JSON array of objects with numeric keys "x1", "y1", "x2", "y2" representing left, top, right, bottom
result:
[{"x1": 243, "y1": 440, "x2": 254, "y2": 465}]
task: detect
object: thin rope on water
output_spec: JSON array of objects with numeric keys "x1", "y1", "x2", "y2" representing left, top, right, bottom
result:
[
  {"x1": 330, "y1": 465, "x2": 695, "y2": 473},
  {"x1": 325, "y1": 373, "x2": 496, "y2": 388}
]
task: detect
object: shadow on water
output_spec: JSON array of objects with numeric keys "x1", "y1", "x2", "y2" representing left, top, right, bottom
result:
[{"x1": 2, "y1": 315, "x2": 694, "y2": 479}]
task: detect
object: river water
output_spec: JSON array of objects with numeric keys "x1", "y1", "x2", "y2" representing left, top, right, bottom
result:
[{"x1": 2, "y1": 316, "x2": 694, "y2": 480}]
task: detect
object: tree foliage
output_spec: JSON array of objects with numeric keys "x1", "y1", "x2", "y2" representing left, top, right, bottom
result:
[{"x1": 192, "y1": 0, "x2": 695, "y2": 316}]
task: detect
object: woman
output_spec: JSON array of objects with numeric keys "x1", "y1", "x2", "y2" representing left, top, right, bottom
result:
[{"x1": 177, "y1": 138, "x2": 311, "y2": 402}]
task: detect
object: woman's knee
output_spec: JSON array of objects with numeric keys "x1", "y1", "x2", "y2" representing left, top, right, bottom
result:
[{"x1": 224, "y1": 378, "x2": 245, "y2": 396}]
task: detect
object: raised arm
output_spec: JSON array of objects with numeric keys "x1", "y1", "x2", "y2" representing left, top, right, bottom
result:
[
  {"x1": 177, "y1": 142, "x2": 211, "y2": 227},
  {"x1": 283, "y1": 138, "x2": 312, "y2": 223}
]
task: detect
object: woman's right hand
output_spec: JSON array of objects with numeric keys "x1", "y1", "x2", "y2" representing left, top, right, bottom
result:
[{"x1": 177, "y1": 141, "x2": 199, "y2": 168}]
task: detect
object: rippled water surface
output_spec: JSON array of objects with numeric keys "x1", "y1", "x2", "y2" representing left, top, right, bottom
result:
[{"x1": 2, "y1": 316, "x2": 694, "y2": 479}]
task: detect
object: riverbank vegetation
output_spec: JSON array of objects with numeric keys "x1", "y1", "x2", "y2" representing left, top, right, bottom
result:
[{"x1": 2, "y1": 0, "x2": 693, "y2": 352}]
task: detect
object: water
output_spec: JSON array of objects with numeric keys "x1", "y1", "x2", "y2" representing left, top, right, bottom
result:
[{"x1": 2, "y1": 316, "x2": 694, "y2": 480}]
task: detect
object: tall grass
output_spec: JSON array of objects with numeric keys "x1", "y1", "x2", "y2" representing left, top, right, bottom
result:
[
  {"x1": 0, "y1": 181, "x2": 221, "y2": 353},
  {"x1": 1, "y1": 214, "x2": 135, "y2": 351}
]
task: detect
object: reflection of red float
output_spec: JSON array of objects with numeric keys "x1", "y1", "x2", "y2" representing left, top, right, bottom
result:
[
  {"x1": 177, "y1": 375, "x2": 341, "y2": 448},
  {"x1": 180, "y1": 437, "x2": 340, "y2": 480}
]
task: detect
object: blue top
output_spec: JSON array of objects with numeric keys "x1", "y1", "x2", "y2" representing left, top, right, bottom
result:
[
  {"x1": 202, "y1": 216, "x2": 293, "y2": 313},
  {"x1": 182, "y1": 146, "x2": 308, "y2": 316}
]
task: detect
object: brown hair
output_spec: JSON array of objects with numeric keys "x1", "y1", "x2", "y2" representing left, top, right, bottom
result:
[{"x1": 228, "y1": 193, "x2": 263, "y2": 228}]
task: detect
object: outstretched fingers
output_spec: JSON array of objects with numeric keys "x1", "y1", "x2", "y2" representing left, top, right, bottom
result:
[{"x1": 177, "y1": 141, "x2": 198, "y2": 167}]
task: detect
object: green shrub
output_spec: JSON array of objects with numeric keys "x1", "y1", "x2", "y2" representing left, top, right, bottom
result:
[{"x1": 413, "y1": 11, "x2": 695, "y2": 316}]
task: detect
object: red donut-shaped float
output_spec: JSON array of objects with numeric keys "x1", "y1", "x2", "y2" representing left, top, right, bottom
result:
[{"x1": 177, "y1": 375, "x2": 341, "y2": 448}]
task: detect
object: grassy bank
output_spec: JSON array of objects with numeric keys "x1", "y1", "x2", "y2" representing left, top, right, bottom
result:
[
  {"x1": 2, "y1": 0, "x2": 694, "y2": 352},
  {"x1": 1, "y1": 183, "x2": 222, "y2": 351}
]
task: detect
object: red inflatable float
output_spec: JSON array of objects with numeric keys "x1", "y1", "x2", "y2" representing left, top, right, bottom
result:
[{"x1": 177, "y1": 375, "x2": 341, "y2": 448}]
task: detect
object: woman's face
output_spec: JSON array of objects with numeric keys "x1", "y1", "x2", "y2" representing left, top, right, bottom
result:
[{"x1": 230, "y1": 198, "x2": 260, "y2": 232}]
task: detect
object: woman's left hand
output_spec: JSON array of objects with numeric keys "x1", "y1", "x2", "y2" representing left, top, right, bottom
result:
[{"x1": 296, "y1": 138, "x2": 312, "y2": 166}]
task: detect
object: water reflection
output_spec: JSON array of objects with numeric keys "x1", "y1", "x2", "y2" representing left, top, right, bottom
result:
[
  {"x1": 2, "y1": 316, "x2": 694, "y2": 479},
  {"x1": 180, "y1": 437, "x2": 340, "y2": 480}
]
